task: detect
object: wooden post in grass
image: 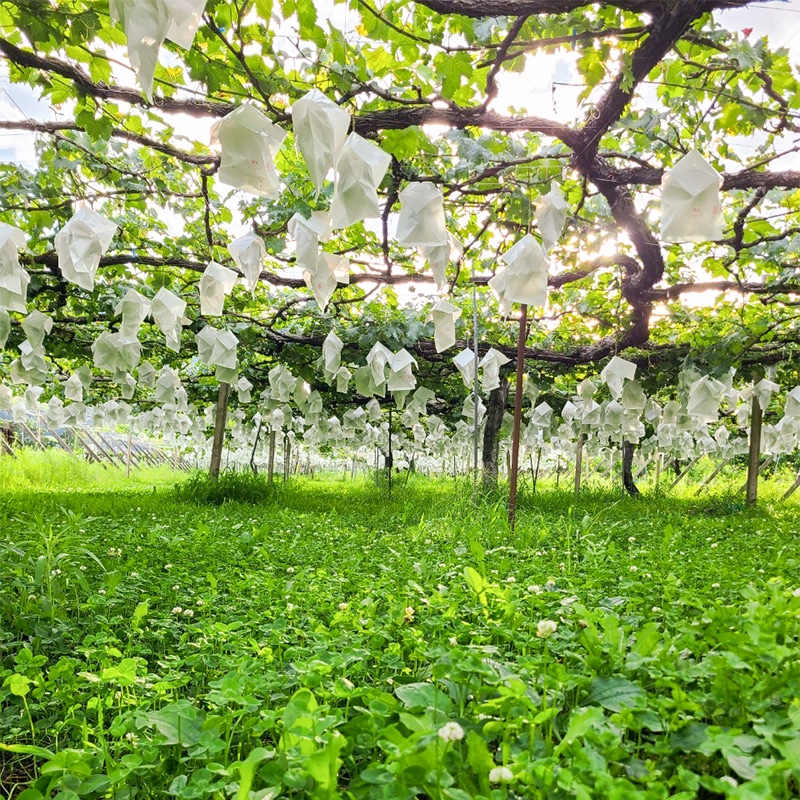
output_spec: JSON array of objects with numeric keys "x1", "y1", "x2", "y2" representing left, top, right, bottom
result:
[
  {"x1": 746, "y1": 394, "x2": 763, "y2": 506},
  {"x1": 249, "y1": 418, "x2": 263, "y2": 475},
  {"x1": 387, "y1": 404, "x2": 393, "y2": 499},
  {"x1": 574, "y1": 431, "x2": 584, "y2": 495},
  {"x1": 209, "y1": 382, "x2": 230, "y2": 480},
  {"x1": 283, "y1": 434, "x2": 290, "y2": 483},
  {"x1": 126, "y1": 431, "x2": 133, "y2": 477},
  {"x1": 669, "y1": 454, "x2": 702, "y2": 490},
  {"x1": 696, "y1": 459, "x2": 730, "y2": 495},
  {"x1": 507, "y1": 304, "x2": 528, "y2": 530},
  {"x1": 267, "y1": 429, "x2": 276, "y2": 482},
  {"x1": 781, "y1": 469, "x2": 800, "y2": 501},
  {"x1": 532, "y1": 447, "x2": 541, "y2": 494}
]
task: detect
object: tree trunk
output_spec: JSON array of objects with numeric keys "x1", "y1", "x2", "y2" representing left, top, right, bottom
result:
[
  {"x1": 209, "y1": 382, "x2": 230, "y2": 480},
  {"x1": 746, "y1": 395, "x2": 762, "y2": 506},
  {"x1": 622, "y1": 440, "x2": 640, "y2": 497},
  {"x1": 482, "y1": 380, "x2": 509, "y2": 490}
]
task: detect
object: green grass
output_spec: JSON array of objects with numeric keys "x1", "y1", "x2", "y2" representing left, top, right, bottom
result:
[
  {"x1": 0, "y1": 448, "x2": 179, "y2": 493},
  {"x1": 0, "y1": 456, "x2": 799, "y2": 799}
]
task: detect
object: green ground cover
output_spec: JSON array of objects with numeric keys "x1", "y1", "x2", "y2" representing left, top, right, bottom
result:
[{"x1": 1, "y1": 462, "x2": 799, "y2": 799}]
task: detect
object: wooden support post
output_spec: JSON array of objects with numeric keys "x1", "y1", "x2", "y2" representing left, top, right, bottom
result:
[
  {"x1": 574, "y1": 431, "x2": 584, "y2": 495},
  {"x1": 132, "y1": 441, "x2": 157, "y2": 467},
  {"x1": 126, "y1": 431, "x2": 133, "y2": 477},
  {"x1": 739, "y1": 455, "x2": 773, "y2": 493},
  {"x1": 267, "y1": 429, "x2": 276, "y2": 482},
  {"x1": 249, "y1": 418, "x2": 263, "y2": 475},
  {"x1": 209, "y1": 382, "x2": 230, "y2": 480},
  {"x1": 746, "y1": 395, "x2": 763, "y2": 506},
  {"x1": 781, "y1": 469, "x2": 800, "y2": 501},
  {"x1": 0, "y1": 430, "x2": 16, "y2": 457},
  {"x1": 19, "y1": 422, "x2": 46, "y2": 450},
  {"x1": 669, "y1": 455, "x2": 702, "y2": 490},
  {"x1": 532, "y1": 447, "x2": 541, "y2": 495},
  {"x1": 387, "y1": 404, "x2": 393, "y2": 499},
  {"x1": 49, "y1": 427, "x2": 73, "y2": 454},
  {"x1": 283, "y1": 434, "x2": 290, "y2": 483},
  {"x1": 86, "y1": 430, "x2": 120, "y2": 466},
  {"x1": 696, "y1": 459, "x2": 730, "y2": 495},
  {"x1": 74, "y1": 430, "x2": 105, "y2": 467},
  {"x1": 507, "y1": 304, "x2": 528, "y2": 530},
  {"x1": 96, "y1": 432, "x2": 128, "y2": 468}
]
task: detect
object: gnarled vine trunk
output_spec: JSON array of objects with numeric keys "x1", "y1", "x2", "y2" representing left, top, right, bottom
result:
[
  {"x1": 622, "y1": 440, "x2": 640, "y2": 497},
  {"x1": 482, "y1": 381, "x2": 509, "y2": 490}
]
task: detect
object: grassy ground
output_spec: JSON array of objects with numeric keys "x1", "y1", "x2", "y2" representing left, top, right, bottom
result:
[{"x1": 0, "y1": 455, "x2": 798, "y2": 799}]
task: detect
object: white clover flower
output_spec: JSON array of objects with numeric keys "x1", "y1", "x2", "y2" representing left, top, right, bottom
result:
[
  {"x1": 286, "y1": 567, "x2": 295, "y2": 574},
  {"x1": 287, "y1": 603, "x2": 295, "y2": 611},
  {"x1": 652, "y1": 606, "x2": 662, "y2": 613},
  {"x1": 488, "y1": 766, "x2": 514, "y2": 783},
  {"x1": 629, "y1": 565, "x2": 638, "y2": 573},
  {"x1": 403, "y1": 606, "x2": 415, "y2": 623},
  {"x1": 527, "y1": 584, "x2": 543, "y2": 595},
  {"x1": 164, "y1": 563, "x2": 173, "y2": 570},
  {"x1": 710, "y1": 542, "x2": 719, "y2": 549},
  {"x1": 505, "y1": 576, "x2": 516, "y2": 584},
  {"x1": 448, "y1": 636, "x2": 457, "y2": 646},
  {"x1": 793, "y1": 588, "x2": 800, "y2": 598},
  {"x1": 196, "y1": 599, "x2": 205, "y2": 606},
  {"x1": 628, "y1": 536, "x2": 636, "y2": 543},
  {"x1": 171, "y1": 606, "x2": 183, "y2": 614},
  {"x1": 171, "y1": 584, "x2": 180, "y2": 591},
  {"x1": 338, "y1": 602, "x2": 349, "y2": 611},
  {"x1": 711, "y1": 582, "x2": 720, "y2": 589},
  {"x1": 438, "y1": 721, "x2": 465, "y2": 742},
  {"x1": 536, "y1": 619, "x2": 558, "y2": 638},
  {"x1": 98, "y1": 589, "x2": 106, "y2": 596},
  {"x1": 183, "y1": 609, "x2": 194, "y2": 618},
  {"x1": 130, "y1": 572, "x2": 139, "y2": 578}
]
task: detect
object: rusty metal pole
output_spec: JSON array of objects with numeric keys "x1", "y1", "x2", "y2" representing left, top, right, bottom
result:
[{"x1": 507, "y1": 304, "x2": 528, "y2": 529}]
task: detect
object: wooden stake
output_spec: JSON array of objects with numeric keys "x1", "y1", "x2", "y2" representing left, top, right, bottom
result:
[
  {"x1": 695, "y1": 459, "x2": 730, "y2": 495},
  {"x1": 781, "y1": 469, "x2": 800, "y2": 501},
  {"x1": 746, "y1": 394, "x2": 763, "y2": 506},
  {"x1": 574, "y1": 431, "x2": 584, "y2": 495},
  {"x1": 126, "y1": 431, "x2": 133, "y2": 478},
  {"x1": 507, "y1": 304, "x2": 528, "y2": 529},
  {"x1": 209, "y1": 382, "x2": 231, "y2": 480},
  {"x1": 669, "y1": 455, "x2": 702, "y2": 490},
  {"x1": 249, "y1": 418, "x2": 263, "y2": 475},
  {"x1": 267, "y1": 429, "x2": 276, "y2": 482},
  {"x1": 387, "y1": 404, "x2": 393, "y2": 499}
]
